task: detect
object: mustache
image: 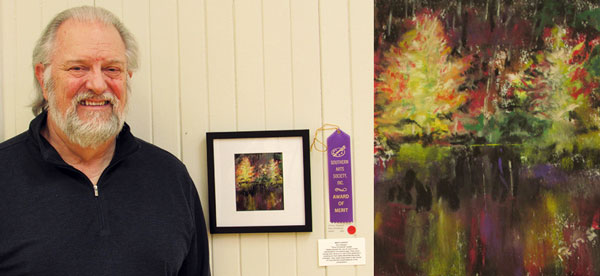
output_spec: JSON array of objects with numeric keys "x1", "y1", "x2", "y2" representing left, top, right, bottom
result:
[{"x1": 71, "y1": 91, "x2": 119, "y2": 106}]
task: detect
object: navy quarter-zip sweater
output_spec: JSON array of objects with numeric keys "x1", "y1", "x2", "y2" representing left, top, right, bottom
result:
[{"x1": 0, "y1": 112, "x2": 210, "y2": 276}]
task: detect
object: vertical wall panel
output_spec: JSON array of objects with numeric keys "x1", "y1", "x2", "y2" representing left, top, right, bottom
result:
[
  {"x1": 0, "y1": 0, "x2": 4, "y2": 141},
  {"x1": 263, "y1": 0, "x2": 293, "y2": 130},
  {"x1": 349, "y1": 0, "x2": 374, "y2": 275},
  {"x1": 148, "y1": 0, "x2": 180, "y2": 157},
  {"x1": 14, "y1": 0, "x2": 41, "y2": 134},
  {"x1": 1, "y1": 0, "x2": 15, "y2": 139},
  {"x1": 290, "y1": 0, "x2": 326, "y2": 275},
  {"x1": 240, "y1": 234, "x2": 269, "y2": 276},
  {"x1": 3, "y1": 0, "x2": 17, "y2": 138},
  {"x1": 123, "y1": 0, "x2": 152, "y2": 142},
  {"x1": 177, "y1": 0, "x2": 212, "y2": 273},
  {"x1": 67, "y1": 0, "x2": 93, "y2": 6},
  {"x1": 262, "y1": 1, "x2": 298, "y2": 276},
  {"x1": 42, "y1": 0, "x2": 68, "y2": 25},
  {"x1": 233, "y1": 1, "x2": 270, "y2": 275},
  {"x1": 268, "y1": 233, "x2": 297, "y2": 276},
  {"x1": 94, "y1": 0, "x2": 122, "y2": 18},
  {"x1": 213, "y1": 234, "x2": 242, "y2": 276},
  {"x1": 319, "y1": 0, "x2": 355, "y2": 275},
  {"x1": 0, "y1": 0, "x2": 2, "y2": 141},
  {"x1": 206, "y1": 0, "x2": 241, "y2": 275},
  {"x1": 319, "y1": 0, "x2": 353, "y2": 230},
  {"x1": 206, "y1": 0, "x2": 236, "y2": 131},
  {"x1": 234, "y1": 0, "x2": 265, "y2": 131}
]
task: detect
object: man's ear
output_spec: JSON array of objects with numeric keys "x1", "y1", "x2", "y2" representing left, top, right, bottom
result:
[
  {"x1": 34, "y1": 63, "x2": 48, "y2": 99},
  {"x1": 128, "y1": 71, "x2": 133, "y2": 78}
]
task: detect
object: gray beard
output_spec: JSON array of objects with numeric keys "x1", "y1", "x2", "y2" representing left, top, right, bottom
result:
[{"x1": 46, "y1": 87, "x2": 126, "y2": 149}]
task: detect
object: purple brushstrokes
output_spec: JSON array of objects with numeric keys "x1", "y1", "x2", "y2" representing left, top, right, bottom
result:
[
  {"x1": 533, "y1": 165, "x2": 568, "y2": 188},
  {"x1": 498, "y1": 157, "x2": 509, "y2": 190}
]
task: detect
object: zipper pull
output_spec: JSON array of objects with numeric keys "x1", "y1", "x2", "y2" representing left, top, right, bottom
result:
[{"x1": 93, "y1": 184, "x2": 99, "y2": 197}]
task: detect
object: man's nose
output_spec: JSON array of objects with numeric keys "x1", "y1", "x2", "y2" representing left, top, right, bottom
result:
[{"x1": 86, "y1": 68, "x2": 107, "y2": 94}]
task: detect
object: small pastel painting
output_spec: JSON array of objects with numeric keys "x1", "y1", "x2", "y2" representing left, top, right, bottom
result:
[
  {"x1": 375, "y1": 0, "x2": 600, "y2": 275},
  {"x1": 235, "y1": 152, "x2": 284, "y2": 211}
]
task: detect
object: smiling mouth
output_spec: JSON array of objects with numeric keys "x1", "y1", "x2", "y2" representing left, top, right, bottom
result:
[{"x1": 79, "y1": 100, "x2": 111, "y2": 106}]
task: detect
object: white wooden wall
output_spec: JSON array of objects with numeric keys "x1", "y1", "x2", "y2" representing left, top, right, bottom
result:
[
  {"x1": 0, "y1": 0, "x2": 374, "y2": 275},
  {"x1": 0, "y1": 0, "x2": 3, "y2": 141}
]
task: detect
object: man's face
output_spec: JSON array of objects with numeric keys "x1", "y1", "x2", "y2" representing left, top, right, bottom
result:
[{"x1": 43, "y1": 19, "x2": 130, "y2": 147}]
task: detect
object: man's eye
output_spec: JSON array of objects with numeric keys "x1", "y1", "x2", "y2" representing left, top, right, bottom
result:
[
  {"x1": 104, "y1": 67, "x2": 122, "y2": 76},
  {"x1": 68, "y1": 66, "x2": 88, "y2": 76}
]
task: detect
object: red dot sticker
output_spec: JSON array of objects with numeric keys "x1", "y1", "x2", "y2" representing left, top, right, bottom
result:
[{"x1": 347, "y1": 225, "x2": 356, "y2": 235}]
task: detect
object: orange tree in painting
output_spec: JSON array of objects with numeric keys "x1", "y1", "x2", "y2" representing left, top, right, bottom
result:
[
  {"x1": 375, "y1": 11, "x2": 470, "y2": 150},
  {"x1": 235, "y1": 156, "x2": 255, "y2": 189}
]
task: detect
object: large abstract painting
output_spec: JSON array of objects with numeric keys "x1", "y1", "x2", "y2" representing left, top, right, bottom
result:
[{"x1": 374, "y1": 1, "x2": 600, "y2": 275}]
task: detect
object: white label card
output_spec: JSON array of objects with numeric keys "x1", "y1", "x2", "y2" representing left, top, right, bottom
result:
[{"x1": 318, "y1": 238, "x2": 366, "y2": 266}]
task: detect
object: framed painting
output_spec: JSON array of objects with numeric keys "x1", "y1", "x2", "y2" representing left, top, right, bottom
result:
[{"x1": 206, "y1": 130, "x2": 312, "y2": 233}]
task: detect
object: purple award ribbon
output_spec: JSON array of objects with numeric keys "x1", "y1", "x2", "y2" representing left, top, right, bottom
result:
[{"x1": 327, "y1": 129, "x2": 353, "y2": 223}]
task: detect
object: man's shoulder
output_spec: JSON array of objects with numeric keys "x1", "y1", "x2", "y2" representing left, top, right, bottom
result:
[
  {"x1": 126, "y1": 138, "x2": 193, "y2": 187},
  {"x1": 0, "y1": 132, "x2": 33, "y2": 170},
  {"x1": 0, "y1": 132, "x2": 29, "y2": 153},
  {"x1": 133, "y1": 138, "x2": 187, "y2": 168}
]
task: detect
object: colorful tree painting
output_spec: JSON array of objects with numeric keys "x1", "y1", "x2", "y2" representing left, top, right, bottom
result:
[
  {"x1": 375, "y1": 0, "x2": 600, "y2": 275},
  {"x1": 235, "y1": 152, "x2": 284, "y2": 211}
]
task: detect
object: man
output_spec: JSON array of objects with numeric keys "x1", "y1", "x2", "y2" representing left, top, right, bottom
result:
[{"x1": 0, "y1": 6, "x2": 210, "y2": 275}]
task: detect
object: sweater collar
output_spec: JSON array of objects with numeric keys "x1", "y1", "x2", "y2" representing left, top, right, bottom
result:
[{"x1": 28, "y1": 111, "x2": 141, "y2": 166}]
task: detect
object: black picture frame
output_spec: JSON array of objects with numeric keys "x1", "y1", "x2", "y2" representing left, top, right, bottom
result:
[{"x1": 206, "y1": 130, "x2": 312, "y2": 233}]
